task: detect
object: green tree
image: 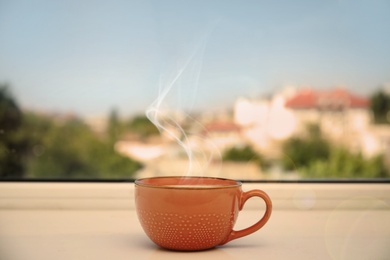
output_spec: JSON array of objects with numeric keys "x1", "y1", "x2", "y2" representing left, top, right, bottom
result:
[
  {"x1": 223, "y1": 145, "x2": 269, "y2": 168},
  {"x1": 0, "y1": 85, "x2": 27, "y2": 178},
  {"x1": 107, "y1": 108, "x2": 123, "y2": 144},
  {"x1": 25, "y1": 114, "x2": 143, "y2": 179},
  {"x1": 301, "y1": 148, "x2": 388, "y2": 178},
  {"x1": 281, "y1": 124, "x2": 330, "y2": 171},
  {"x1": 0, "y1": 85, "x2": 143, "y2": 180},
  {"x1": 127, "y1": 115, "x2": 159, "y2": 139},
  {"x1": 281, "y1": 124, "x2": 389, "y2": 178},
  {"x1": 370, "y1": 89, "x2": 390, "y2": 124}
]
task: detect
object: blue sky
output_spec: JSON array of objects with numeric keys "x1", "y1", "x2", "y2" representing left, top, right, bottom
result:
[{"x1": 1, "y1": 0, "x2": 389, "y2": 117}]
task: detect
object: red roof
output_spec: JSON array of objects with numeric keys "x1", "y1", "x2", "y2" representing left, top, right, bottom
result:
[{"x1": 285, "y1": 88, "x2": 369, "y2": 109}]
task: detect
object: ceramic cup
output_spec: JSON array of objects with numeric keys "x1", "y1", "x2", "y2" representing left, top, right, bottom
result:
[{"x1": 135, "y1": 176, "x2": 272, "y2": 251}]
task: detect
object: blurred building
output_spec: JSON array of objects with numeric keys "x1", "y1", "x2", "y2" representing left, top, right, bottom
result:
[
  {"x1": 285, "y1": 88, "x2": 371, "y2": 153},
  {"x1": 116, "y1": 86, "x2": 389, "y2": 179},
  {"x1": 234, "y1": 87, "x2": 389, "y2": 159},
  {"x1": 233, "y1": 88, "x2": 297, "y2": 155},
  {"x1": 285, "y1": 88, "x2": 370, "y2": 136},
  {"x1": 201, "y1": 121, "x2": 244, "y2": 151}
]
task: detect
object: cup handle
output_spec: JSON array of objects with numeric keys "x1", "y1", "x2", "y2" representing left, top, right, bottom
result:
[{"x1": 219, "y1": 189, "x2": 272, "y2": 245}]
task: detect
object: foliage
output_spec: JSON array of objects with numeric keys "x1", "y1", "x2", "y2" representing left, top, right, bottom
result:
[
  {"x1": 370, "y1": 89, "x2": 390, "y2": 124},
  {"x1": 24, "y1": 113, "x2": 142, "y2": 179},
  {"x1": 127, "y1": 115, "x2": 159, "y2": 139},
  {"x1": 301, "y1": 148, "x2": 388, "y2": 178},
  {"x1": 0, "y1": 85, "x2": 27, "y2": 178},
  {"x1": 0, "y1": 85, "x2": 142, "y2": 179},
  {"x1": 222, "y1": 145, "x2": 269, "y2": 169},
  {"x1": 281, "y1": 123, "x2": 389, "y2": 178},
  {"x1": 107, "y1": 108, "x2": 123, "y2": 144},
  {"x1": 281, "y1": 124, "x2": 330, "y2": 171}
]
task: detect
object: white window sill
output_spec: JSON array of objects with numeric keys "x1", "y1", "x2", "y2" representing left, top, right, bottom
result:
[
  {"x1": 0, "y1": 182, "x2": 389, "y2": 259},
  {"x1": 0, "y1": 182, "x2": 389, "y2": 210}
]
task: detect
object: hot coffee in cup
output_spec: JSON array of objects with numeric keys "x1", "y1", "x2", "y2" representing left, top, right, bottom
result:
[{"x1": 135, "y1": 176, "x2": 272, "y2": 251}]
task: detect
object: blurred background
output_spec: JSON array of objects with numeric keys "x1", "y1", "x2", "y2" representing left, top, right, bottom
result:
[{"x1": 1, "y1": 0, "x2": 389, "y2": 180}]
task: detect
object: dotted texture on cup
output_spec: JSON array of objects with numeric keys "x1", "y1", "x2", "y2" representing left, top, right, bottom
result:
[{"x1": 138, "y1": 210, "x2": 235, "y2": 251}]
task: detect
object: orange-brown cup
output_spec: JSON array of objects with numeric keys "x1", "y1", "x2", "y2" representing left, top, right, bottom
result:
[{"x1": 135, "y1": 176, "x2": 272, "y2": 251}]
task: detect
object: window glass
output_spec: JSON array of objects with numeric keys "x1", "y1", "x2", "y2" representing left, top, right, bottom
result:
[{"x1": 1, "y1": 0, "x2": 389, "y2": 180}]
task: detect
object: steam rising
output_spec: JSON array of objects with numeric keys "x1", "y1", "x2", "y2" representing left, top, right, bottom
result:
[{"x1": 145, "y1": 33, "x2": 221, "y2": 176}]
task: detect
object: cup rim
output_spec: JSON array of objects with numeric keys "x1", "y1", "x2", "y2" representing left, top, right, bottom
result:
[{"x1": 134, "y1": 176, "x2": 242, "y2": 190}]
